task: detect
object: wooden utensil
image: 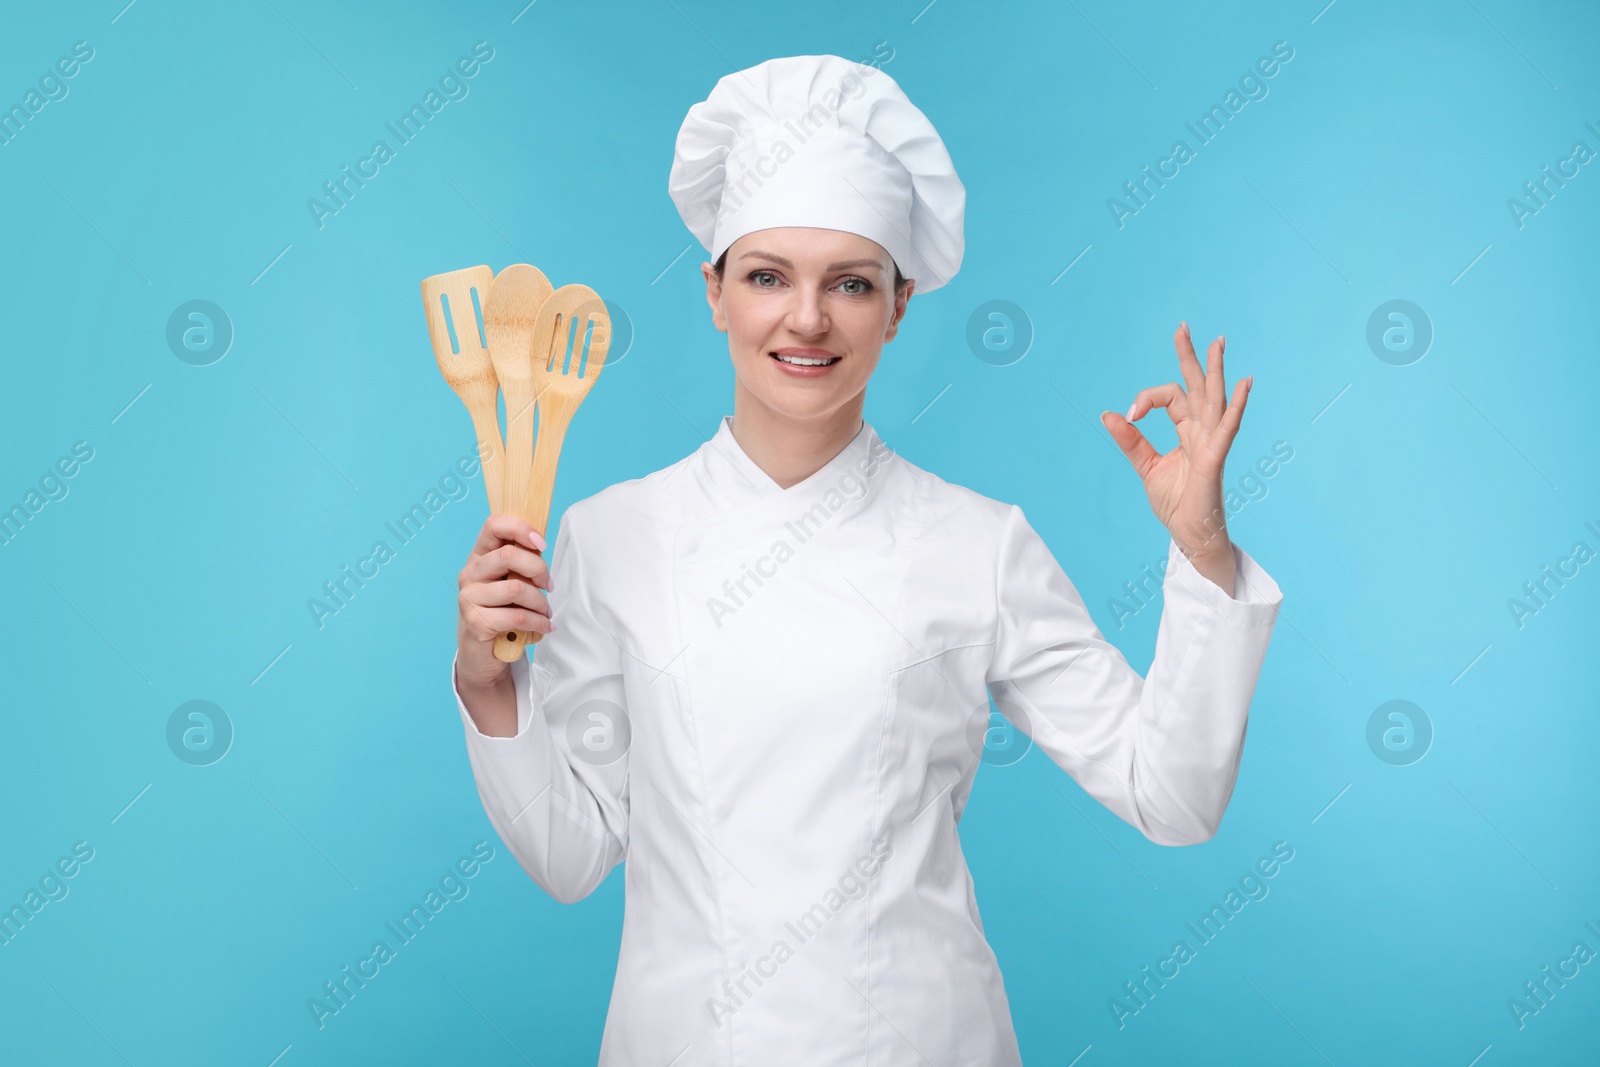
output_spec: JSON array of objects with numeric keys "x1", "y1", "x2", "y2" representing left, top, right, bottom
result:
[
  {"x1": 421, "y1": 265, "x2": 507, "y2": 514},
  {"x1": 491, "y1": 283, "x2": 612, "y2": 663},
  {"x1": 483, "y1": 265, "x2": 553, "y2": 660}
]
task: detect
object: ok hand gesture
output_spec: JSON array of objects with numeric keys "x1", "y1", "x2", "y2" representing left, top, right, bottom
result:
[{"x1": 1100, "y1": 322, "x2": 1253, "y2": 592}]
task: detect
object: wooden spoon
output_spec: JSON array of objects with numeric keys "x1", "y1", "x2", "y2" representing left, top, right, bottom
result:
[
  {"x1": 491, "y1": 283, "x2": 612, "y2": 663},
  {"x1": 484, "y1": 265, "x2": 554, "y2": 661},
  {"x1": 420, "y1": 265, "x2": 506, "y2": 514}
]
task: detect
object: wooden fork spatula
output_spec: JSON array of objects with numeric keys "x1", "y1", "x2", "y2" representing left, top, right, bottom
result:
[
  {"x1": 421, "y1": 265, "x2": 507, "y2": 514},
  {"x1": 490, "y1": 282, "x2": 612, "y2": 663}
]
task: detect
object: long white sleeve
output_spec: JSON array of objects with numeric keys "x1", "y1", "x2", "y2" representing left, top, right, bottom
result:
[
  {"x1": 985, "y1": 504, "x2": 1282, "y2": 846},
  {"x1": 452, "y1": 505, "x2": 630, "y2": 902}
]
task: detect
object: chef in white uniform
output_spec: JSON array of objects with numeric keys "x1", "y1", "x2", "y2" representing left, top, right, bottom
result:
[{"x1": 451, "y1": 54, "x2": 1283, "y2": 1066}]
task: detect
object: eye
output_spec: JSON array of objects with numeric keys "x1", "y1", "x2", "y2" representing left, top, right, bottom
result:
[
  {"x1": 747, "y1": 269, "x2": 781, "y2": 288},
  {"x1": 836, "y1": 276, "x2": 874, "y2": 295}
]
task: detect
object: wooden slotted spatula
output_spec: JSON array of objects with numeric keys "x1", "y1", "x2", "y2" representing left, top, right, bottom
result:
[
  {"x1": 421, "y1": 266, "x2": 507, "y2": 514},
  {"x1": 490, "y1": 283, "x2": 612, "y2": 663}
]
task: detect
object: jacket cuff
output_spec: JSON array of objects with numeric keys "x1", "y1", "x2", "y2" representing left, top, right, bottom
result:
[
  {"x1": 452, "y1": 649, "x2": 537, "y2": 743},
  {"x1": 1164, "y1": 537, "x2": 1283, "y2": 627}
]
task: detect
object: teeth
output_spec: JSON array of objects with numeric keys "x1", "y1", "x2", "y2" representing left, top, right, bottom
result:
[{"x1": 774, "y1": 353, "x2": 838, "y2": 366}]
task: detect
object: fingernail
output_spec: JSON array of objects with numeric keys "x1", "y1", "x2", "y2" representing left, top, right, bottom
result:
[
  {"x1": 1125, "y1": 403, "x2": 1137, "y2": 420},
  {"x1": 1218, "y1": 334, "x2": 1225, "y2": 346},
  {"x1": 529, "y1": 529, "x2": 546, "y2": 550},
  {"x1": 1180, "y1": 320, "x2": 1189, "y2": 336}
]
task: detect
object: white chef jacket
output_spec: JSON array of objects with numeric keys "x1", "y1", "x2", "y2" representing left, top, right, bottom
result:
[{"x1": 452, "y1": 415, "x2": 1282, "y2": 1065}]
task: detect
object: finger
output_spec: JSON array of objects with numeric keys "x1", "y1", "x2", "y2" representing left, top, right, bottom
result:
[
  {"x1": 470, "y1": 514, "x2": 547, "y2": 558},
  {"x1": 1207, "y1": 375, "x2": 1252, "y2": 464},
  {"x1": 458, "y1": 598, "x2": 555, "y2": 642},
  {"x1": 1126, "y1": 381, "x2": 1191, "y2": 428},
  {"x1": 1100, "y1": 409, "x2": 1163, "y2": 479},
  {"x1": 1203, "y1": 334, "x2": 1227, "y2": 427},
  {"x1": 1172, "y1": 321, "x2": 1207, "y2": 407},
  {"x1": 455, "y1": 579, "x2": 551, "y2": 642},
  {"x1": 462, "y1": 542, "x2": 551, "y2": 591},
  {"x1": 463, "y1": 575, "x2": 551, "y2": 617}
]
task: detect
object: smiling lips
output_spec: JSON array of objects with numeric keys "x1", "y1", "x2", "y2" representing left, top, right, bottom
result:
[{"x1": 770, "y1": 348, "x2": 842, "y2": 375}]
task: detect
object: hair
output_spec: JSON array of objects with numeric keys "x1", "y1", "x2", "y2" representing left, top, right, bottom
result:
[{"x1": 713, "y1": 249, "x2": 907, "y2": 292}]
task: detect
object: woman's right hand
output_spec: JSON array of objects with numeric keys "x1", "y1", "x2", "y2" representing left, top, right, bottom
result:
[{"x1": 456, "y1": 514, "x2": 556, "y2": 697}]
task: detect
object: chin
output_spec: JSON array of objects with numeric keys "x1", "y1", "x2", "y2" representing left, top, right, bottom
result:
[
  {"x1": 736, "y1": 361, "x2": 858, "y2": 417},
  {"x1": 750, "y1": 389, "x2": 847, "y2": 421}
]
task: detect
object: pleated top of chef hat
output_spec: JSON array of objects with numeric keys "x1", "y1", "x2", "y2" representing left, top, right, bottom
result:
[{"x1": 669, "y1": 54, "x2": 965, "y2": 292}]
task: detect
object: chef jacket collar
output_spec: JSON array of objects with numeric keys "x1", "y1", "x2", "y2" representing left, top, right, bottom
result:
[
  {"x1": 700, "y1": 413, "x2": 893, "y2": 505},
  {"x1": 674, "y1": 414, "x2": 897, "y2": 561}
]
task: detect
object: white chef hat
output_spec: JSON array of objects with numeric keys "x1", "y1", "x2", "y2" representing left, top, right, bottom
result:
[{"x1": 668, "y1": 54, "x2": 965, "y2": 292}]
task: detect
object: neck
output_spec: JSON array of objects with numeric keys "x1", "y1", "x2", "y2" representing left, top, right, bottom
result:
[{"x1": 728, "y1": 382, "x2": 864, "y2": 490}]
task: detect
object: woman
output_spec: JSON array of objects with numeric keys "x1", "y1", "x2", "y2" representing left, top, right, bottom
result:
[{"x1": 452, "y1": 54, "x2": 1282, "y2": 1065}]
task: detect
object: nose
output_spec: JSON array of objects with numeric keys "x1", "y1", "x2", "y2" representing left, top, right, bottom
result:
[{"x1": 785, "y1": 283, "x2": 829, "y2": 337}]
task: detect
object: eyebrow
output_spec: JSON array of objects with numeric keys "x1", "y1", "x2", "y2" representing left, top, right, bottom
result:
[{"x1": 737, "y1": 250, "x2": 887, "y2": 274}]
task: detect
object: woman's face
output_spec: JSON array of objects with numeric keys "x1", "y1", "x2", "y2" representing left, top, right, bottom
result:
[{"x1": 702, "y1": 227, "x2": 912, "y2": 423}]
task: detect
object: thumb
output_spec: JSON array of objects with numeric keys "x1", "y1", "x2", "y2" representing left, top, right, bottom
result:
[{"x1": 1101, "y1": 410, "x2": 1160, "y2": 477}]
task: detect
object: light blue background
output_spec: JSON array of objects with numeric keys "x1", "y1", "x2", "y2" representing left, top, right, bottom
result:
[{"x1": 2, "y1": 0, "x2": 1597, "y2": 1063}]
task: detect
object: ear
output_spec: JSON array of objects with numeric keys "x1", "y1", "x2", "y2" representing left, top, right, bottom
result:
[
  {"x1": 882, "y1": 278, "x2": 916, "y2": 343},
  {"x1": 702, "y1": 262, "x2": 728, "y2": 333}
]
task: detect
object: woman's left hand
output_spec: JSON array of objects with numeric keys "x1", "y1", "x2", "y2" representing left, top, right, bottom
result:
[{"x1": 1100, "y1": 322, "x2": 1252, "y2": 591}]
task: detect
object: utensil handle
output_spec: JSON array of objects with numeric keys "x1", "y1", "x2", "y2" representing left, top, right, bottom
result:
[
  {"x1": 492, "y1": 544, "x2": 545, "y2": 662},
  {"x1": 464, "y1": 385, "x2": 508, "y2": 517},
  {"x1": 492, "y1": 401, "x2": 572, "y2": 662}
]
